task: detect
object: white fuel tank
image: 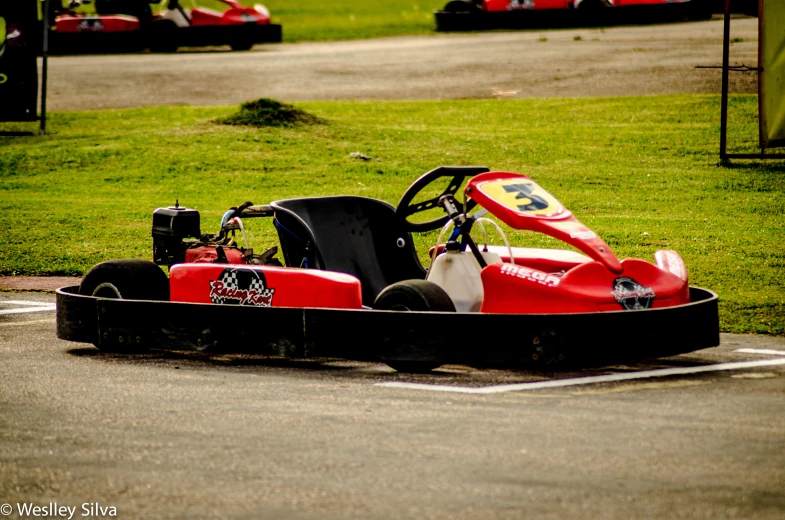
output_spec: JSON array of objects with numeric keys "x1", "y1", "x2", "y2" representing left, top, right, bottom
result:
[{"x1": 426, "y1": 242, "x2": 501, "y2": 312}]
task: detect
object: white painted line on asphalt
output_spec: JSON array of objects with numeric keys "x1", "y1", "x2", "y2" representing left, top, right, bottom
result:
[
  {"x1": 735, "y1": 348, "x2": 785, "y2": 356},
  {"x1": 0, "y1": 301, "x2": 56, "y2": 315},
  {"x1": 0, "y1": 319, "x2": 56, "y2": 328},
  {"x1": 0, "y1": 306, "x2": 57, "y2": 315},
  {"x1": 0, "y1": 300, "x2": 54, "y2": 306},
  {"x1": 376, "y1": 358, "x2": 785, "y2": 394}
]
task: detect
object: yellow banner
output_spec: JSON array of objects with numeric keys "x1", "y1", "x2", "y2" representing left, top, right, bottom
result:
[{"x1": 760, "y1": 0, "x2": 785, "y2": 148}]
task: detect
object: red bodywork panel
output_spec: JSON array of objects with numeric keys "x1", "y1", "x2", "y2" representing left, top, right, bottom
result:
[
  {"x1": 483, "y1": 0, "x2": 572, "y2": 10},
  {"x1": 170, "y1": 264, "x2": 363, "y2": 310},
  {"x1": 55, "y1": 15, "x2": 140, "y2": 33},
  {"x1": 480, "y1": 258, "x2": 690, "y2": 314},
  {"x1": 613, "y1": 0, "x2": 687, "y2": 4},
  {"x1": 185, "y1": 245, "x2": 246, "y2": 265},
  {"x1": 190, "y1": 7, "x2": 270, "y2": 26},
  {"x1": 429, "y1": 245, "x2": 591, "y2": 273},
  {"x1": 466, "y1": 172, "x2": 623, "y2": 273},
  {"x1": 482, "y1": 0, "x2": 683, "y2": 10}
]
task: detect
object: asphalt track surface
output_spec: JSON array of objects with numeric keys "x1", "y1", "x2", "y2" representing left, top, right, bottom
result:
[
  {"x1": 43, "y1": 16, "x2": 758, "y2": 111},
  {"x1": 1, "y1": 293, "x2": 785, "y2": 520},
  {"x1": 5, "y1": 13, "x2": 783, "y2": 520}
]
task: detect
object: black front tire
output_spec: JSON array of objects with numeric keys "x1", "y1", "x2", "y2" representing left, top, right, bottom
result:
[
  {"x1": 374, "y1": 280, "x2": 455, "y2": 313},
  {"x1": 373, "y1": 280, "x2": 455, "y2": 373}
]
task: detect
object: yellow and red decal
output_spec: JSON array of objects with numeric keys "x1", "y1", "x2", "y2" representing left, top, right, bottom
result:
[
  {"x1": 475, "y1": 177, "x2": 566, "y2": 218},
  {"x1": 467, "y1": 172, "x2": 623, "y2": 273}
]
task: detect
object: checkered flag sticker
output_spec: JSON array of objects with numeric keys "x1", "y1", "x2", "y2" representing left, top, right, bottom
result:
[{"x1": 209, "y1": 268, "x2": 275, "y2": 306}]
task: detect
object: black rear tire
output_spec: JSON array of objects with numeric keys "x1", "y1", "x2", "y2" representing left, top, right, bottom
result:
[
  {"x1": 443, "y1": 1, "x2": 479, "y2": 13},
  {"x1": 230, "y1": 39, "x2": 254, "y2": 51},
  {"x1": 576, "y1": 0, "x2": 611, "y2": 8},
  {"x1": 148, "y1": 19, "x2": 179, "y2": 53},
  {"x1": 78, "y1": 259, "x2": 169, "y2": 352},
  {"x1": 79, "y1": 259, "x2": 169, "y2": 301},
  {"x1": 373, "y1": 280, "x2": 455, "y2": 373}
]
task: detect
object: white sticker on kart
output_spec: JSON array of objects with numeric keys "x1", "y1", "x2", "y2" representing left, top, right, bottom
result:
[
  {"x1": 569, "y1": 230, "x2": 597, "y2": 240},
  {"x1": 501, "y1": 264, "x2": 561, "y2": 287}
]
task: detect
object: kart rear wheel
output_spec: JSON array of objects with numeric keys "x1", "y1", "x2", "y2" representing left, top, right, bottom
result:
[
  {"x1": 373, "y1": 280, "x2": 455, "y2": 373},
  {"x1": 148, "y1": 20, "x2": 179, "y2": 53},
  {"x1": 79, "y1": 259, "x2": 169, "y2": 352},
  {"x1": 443, "y1": 0, "x2": 480, "y2": 13},
  {"x1": 576, "y1": 0, "x2": 610, "y2": 8},
  {"x1": 79, "y1": 259, "x2": 169, "y2": 301},
  {"x1": 230, "y1": 39, "x2": 254, "y2": 51}
]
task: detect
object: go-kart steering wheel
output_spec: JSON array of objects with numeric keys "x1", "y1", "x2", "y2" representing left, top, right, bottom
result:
[{"x1": 396, "y1": 166, "x2": 490, "y2": 232}]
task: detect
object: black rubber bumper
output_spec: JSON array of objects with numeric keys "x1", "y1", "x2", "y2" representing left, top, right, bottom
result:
[
  {"x1": 174, "y1": 23, "x2": 282, "y2": 47},
  {"x1": 57, "y1": 286, "x2": 720, "y2": 367},
  {"x1": 44, "y1": 23, "x2": 282, "y2": 55},
  {"x1": 47, "y1": 30, "x2": 148, "y2": 55},
  {"x1": 434, "y1": 2, "x2": 713, "y2": 32}
]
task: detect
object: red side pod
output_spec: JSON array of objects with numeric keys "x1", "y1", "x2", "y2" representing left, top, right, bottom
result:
[
  {"x1": 190, "y1": 7, "x2": 270, "y2": 26},
  {"x1": 429, "y1": 245, "x2": 591, "y2": 273},
  {"x1": 482, "y1": 0, "x2": 572, "y2": 11},
  {"x1": 482, "y1": 0, "x2": 510, "y2": 11},
  {"x1": 190, "y1": 8, "x2": 225, "y2": 26},
  {"x1": 480, "y1": 259, "x2": 690, "y2": 314},
  {"x1": 55, "y1": 15, "x2": 140, "y2": 33},
  {"x1": 170, "y1": 264, "x2": 363, "y2": 310}
]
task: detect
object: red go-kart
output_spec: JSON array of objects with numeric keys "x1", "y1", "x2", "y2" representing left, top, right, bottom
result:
[
  {"x1": 150, "y1": 0, "x2": 281, "y2": 52},
  {"x1": 435, "y1": 0, "x2": 713, "y2": 31},
  {"x1": 57, "y1": 167, "x2": 719, "y2": 372},
  {"x1": 46, "y1": 0, "x2": 281, "y2": 54}
]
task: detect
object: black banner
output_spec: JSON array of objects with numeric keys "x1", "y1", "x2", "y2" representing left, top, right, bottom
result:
[{"x1": 0, "y1": 0, "x2": 39, "y2": 122}]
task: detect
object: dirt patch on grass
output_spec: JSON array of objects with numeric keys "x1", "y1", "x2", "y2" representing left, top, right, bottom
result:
[
  {"x1": 218, "y1": 98, "x2": 323, "y2": 127},
  {"x1": 0, "y1": 276, "x2": 82, "y2": 292}
]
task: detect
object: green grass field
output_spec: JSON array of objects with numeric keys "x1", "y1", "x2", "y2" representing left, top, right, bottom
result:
[
  {"x1": 259, "y1": 0, "x2": 443, "y2": 42},
  {"x1": 1, "y1": 94, "x2": 782, "y2": 335}
]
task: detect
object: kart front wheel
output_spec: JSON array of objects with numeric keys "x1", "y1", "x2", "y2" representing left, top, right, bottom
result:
[{"x1": 373, "y1": 280, "x2": 455, "y2": 373}]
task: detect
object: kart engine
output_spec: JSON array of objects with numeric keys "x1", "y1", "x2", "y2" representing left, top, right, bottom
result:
[{"x1": 152, "y1": 202, "x2": 281, "y2": 267}]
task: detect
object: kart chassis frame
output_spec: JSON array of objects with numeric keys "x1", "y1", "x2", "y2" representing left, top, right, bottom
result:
[{"x1": 57, "y1": 286, "x2": 720, "y2": 367}]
